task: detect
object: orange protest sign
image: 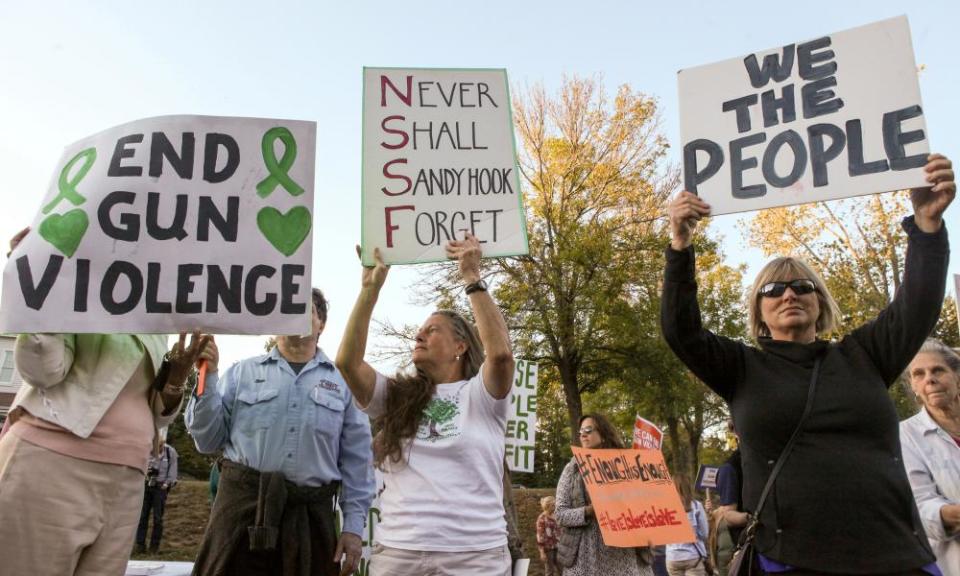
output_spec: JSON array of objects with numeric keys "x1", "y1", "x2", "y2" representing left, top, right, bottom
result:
[{"x1": 570, "y1": 446, "x2": 695, "y2": 547}]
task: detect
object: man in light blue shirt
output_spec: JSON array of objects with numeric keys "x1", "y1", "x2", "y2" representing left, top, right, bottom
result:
[{"x1": 186, "y1": 288, "x2": 374, "y2": 576}]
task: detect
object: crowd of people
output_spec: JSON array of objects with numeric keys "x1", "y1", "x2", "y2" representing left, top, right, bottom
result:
[{"x1": 0, "y1": 152, "x2": 955, "y2": 576}]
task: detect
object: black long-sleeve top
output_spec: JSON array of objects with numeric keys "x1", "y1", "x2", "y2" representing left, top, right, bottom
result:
[{"x1": 660, "y1": 216, "x2": 948, "y2": 574}]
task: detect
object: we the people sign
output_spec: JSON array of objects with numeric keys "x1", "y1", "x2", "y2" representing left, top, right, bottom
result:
[
  {"x1": 506, "y1": 359, "x2": 537, "y2": 473},
  {"x1": 571, "y1": 446, "x2": 694, "y2": 547},
  {"x1": 361, "y1": 67, "x2": 529, "y2": 264},
  {"x1": 679, "y1": 16, "x2": 928, "y2": 214},
  {"x1": 0, "y1": 115, "x2": 316, "y2": 335}
]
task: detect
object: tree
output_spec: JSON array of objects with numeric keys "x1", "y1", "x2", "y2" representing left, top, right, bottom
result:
[
  {"x1": 401, "y1": 76, "x2": 746, "y2": 481},
  {"x1": 492, "y1": 76, "x2": 678, "y2": 445},
  {"x1": 583, "y1": 243, "x2": 747, "y2": 481},
  {"x1": 421, "y1": 398, "x2": 460, "y2": 438},
  {"x1": 744, "y1": 192, "x2": 956, "y2": 416}
]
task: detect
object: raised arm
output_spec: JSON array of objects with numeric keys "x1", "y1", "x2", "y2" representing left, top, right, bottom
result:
[
  {"x1": 660, "y1": 192, "x2": 743, "y2": 399},
  {"x1": 335, "y1": 246, "x2": 389, "y2": 408},
  {"x1": 850, "y1": 154, "x2": 953, "y2": 384},
  {"x1": 446, "y1": 233, "x2": 514, "y2": 400}
]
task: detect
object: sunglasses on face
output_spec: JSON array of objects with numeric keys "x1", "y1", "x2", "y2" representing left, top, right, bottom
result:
[
  {"x1": 578, "y1": 426, "x2": 595, "y2": 436},
  {"x1": 759, "y1": 279, "x2": 817, "y2": 298}
]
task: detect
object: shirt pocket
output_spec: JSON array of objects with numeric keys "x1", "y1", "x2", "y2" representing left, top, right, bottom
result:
[
  {"x1": 236, "y1": 385, "x2": 283, "y2": 433},
  {"x1": 309, "y1": 386, "x2": 346, "y2": 442}
]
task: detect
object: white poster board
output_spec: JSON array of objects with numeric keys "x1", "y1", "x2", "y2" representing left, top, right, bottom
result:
[
  {"x1": 678, "y1": 16, "x2": 928, "y2": 215},
  {"x1": 0, "y1": 115, "x2": 316, "y2": 335},
  {"x1": 361, "y1": 67, "x2": 529, "y2": 264},
  {"x1": 506, "y1": 359, "x2": 537, "y2": 473}
]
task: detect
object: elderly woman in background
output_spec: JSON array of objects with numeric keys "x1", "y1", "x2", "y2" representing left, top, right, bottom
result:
[
  {"x1": 901, "y1": 338, "x2": 960, "y2": 575},
  {"x1": 554, "y1": 413, "x2": 654, "y2": 576},
  {"x1": 661, "y1": 154, "x2": 954, "y2": 574}
]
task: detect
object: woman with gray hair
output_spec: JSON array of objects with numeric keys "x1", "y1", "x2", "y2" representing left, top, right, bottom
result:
[
  {"x1": 901, "y1": 338, "x2": 960, "y2": 575},
  {"x1": 337, "y1": 233, "x2": 516, "y2": 576},
  {"x1": 661, "y1": 153, "x2": 954, "y2": 575}
]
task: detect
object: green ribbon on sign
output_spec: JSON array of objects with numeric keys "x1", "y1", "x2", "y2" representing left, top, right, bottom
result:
[
  {"x1": 42, "y1": 147, "x2": 97, "y2": 214},
  {"x1": 256, "y1": 127, "x2": 304, "y2": 198}
]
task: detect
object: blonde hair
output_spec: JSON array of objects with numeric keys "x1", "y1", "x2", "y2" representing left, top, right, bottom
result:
[
  {"x1": 540, "y1": 496, "x2": 556, "y2": 512},
  {"x1": 748, "y1": 257, "x2": 841, "y2": 340}
]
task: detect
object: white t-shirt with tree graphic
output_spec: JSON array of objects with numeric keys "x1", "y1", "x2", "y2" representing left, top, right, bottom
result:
[{"x1": 362, "y1": 366, "x2": 510, "y2": 551}]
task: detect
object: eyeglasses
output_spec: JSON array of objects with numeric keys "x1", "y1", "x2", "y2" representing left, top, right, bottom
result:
[
  {"x1": 758, "y1": 279, "x2": 817, "y2": 298},
  {"x1": 578, "y1": 426, "x2": 595, "y2": 436}
]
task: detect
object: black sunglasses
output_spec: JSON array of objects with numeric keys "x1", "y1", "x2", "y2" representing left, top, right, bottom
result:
[{"x1": 759, "y1": 279, "x2": 817, "y2": 298}]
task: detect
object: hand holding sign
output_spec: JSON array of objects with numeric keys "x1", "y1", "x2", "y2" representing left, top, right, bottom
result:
[
  {"x1": 668, "y1": 192, "x2": 711, "y2": 251},
  {"x1": 7, "y1": 227, "x2": 30, "y2": 258},
  {"x1": 445, "y1": 233, "x2": 482, "y2": 284},
  {"x1": 357, "y1": 245, "x2": 390, "y2": 293},
  {"x1": 910, "y1": 154, "x2": 955, "y2": 233}
]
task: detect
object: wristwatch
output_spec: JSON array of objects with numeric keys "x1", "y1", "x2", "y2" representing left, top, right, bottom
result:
[{"x1": 465, "y1": 279, "x2": 488, "y2": 295}]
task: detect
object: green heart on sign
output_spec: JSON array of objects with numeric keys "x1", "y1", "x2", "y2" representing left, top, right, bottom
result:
[
  {"x1": 39, "y1": 209, "x2": 89, "y2": 258},
  {"x1": 257, "y1": 206, "x2": 312, "y2": 257}
]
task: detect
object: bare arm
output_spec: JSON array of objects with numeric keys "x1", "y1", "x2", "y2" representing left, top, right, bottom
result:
[
  {"x1": 446, "y1": 234, "x2": 514, "y2": 400},
  {"x1": 941, "y1": 504, "x2": 960, "y2": 536},
  {"x1": 717, "y1": 504, "x2": 749, "y2": 528},
  {"x1": 335, "y1": 247, "x2": 389, "y2": 408}
]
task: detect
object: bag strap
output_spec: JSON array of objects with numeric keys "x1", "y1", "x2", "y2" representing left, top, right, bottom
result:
[{"x1": 751, "y1": 353, "x2": 825, "y2": 519}]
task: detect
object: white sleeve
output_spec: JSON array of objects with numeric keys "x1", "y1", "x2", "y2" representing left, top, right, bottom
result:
[
  {"x1": 469, "y1": 363, "x2": 510, "y2": 423},
  {"x1": 357, "y1": 371, "x2": 390, "y2": 419},
  {"x1": 900, "y1": 422, "x2": 956, "y2": 543}
]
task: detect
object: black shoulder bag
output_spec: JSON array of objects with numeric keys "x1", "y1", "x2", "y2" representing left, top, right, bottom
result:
[{"x1": 728, "y1": 354, "x2": 824, "y2": 576}]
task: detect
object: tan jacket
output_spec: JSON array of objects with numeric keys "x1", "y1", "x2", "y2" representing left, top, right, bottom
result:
[{"x1": 11, "y1": 333, "x2": 174, "y2": 438}]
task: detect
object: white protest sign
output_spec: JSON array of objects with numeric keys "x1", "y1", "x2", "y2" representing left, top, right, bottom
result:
[
  {"x1": 679, "y1": 15, "x2": 928, "y2": 215},
  {"x1": 0, "y1": 115, "x2": 316, "y2": 335},
  {"x1": 506, "y1": 359, "x2": 537, "y2": 473},
  {"x1": 361, "y1": 67, "x2": 529, "y2": 264}
]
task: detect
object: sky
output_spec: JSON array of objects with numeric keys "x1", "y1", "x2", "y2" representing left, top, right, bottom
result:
[{"x1": 1, "y1": 0, "x2": 957, "y2": 371}]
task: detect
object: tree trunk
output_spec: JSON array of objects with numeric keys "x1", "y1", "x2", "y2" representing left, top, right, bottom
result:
[
  {"x1": 687, "y1": 427, "x2": 703, "y2": 482},
  {"x1": 665, "y1": 415, "x2": 685, "y2": 474},
  {"x1": 559, "y1": 360, "x2": 583, "y2": 446}
]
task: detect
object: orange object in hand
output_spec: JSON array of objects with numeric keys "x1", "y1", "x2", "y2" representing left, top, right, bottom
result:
[{"x1": 197, "y1": 359, "x2": 208, "y2": 396}]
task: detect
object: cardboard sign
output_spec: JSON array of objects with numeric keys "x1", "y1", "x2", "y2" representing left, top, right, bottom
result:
[
  {"x1": 679, "y1": 16, "x2": 928, "y2": 214},
  {"x1": 632, "y1": 415, "x2": 663, "y2": 450},
  {"x1": 506, "y1": 359, "x2": 538, "y2": 473},
  {"x1": 571, "y1": 446, "x2": 695, "y2": 547},
  {"x1": 695, "y1": 465, "x2": 720, "y2": 491},
  {"x1": 0, "y1": 115, "x2": 316, "y2": 335},
  {"x1": 361, "y1": 67, "x2": 529, "y2": 264}
]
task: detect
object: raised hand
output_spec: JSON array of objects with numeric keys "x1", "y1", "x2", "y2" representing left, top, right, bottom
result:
[
  {"x1": 668, "y1": 191, "x2": 711, "y2": 251},
  {"x1": 911, "y1": 153, "x2": 955, "y2": 233},
  {"x1": 357, "y1": 245, "x2": 389, "y2": 292},
  {"x1": 445, "y1": 232, "x2": 482, "y2": 284},
  {"x1": 165, "y1": 332, "x2": 210, "y2": 392},
  {"x1": 7, "y1": 226, "x2": 30, "y2": 257}
]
